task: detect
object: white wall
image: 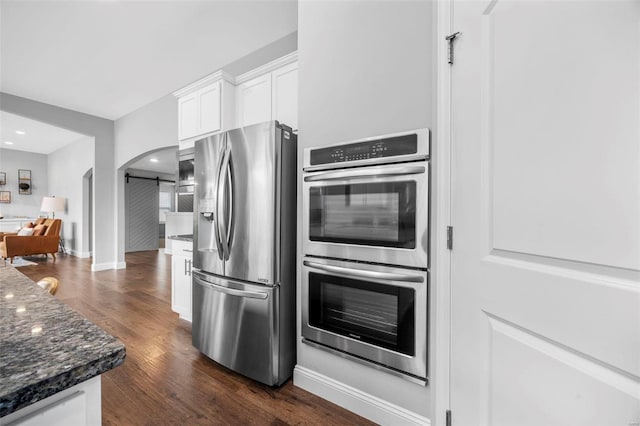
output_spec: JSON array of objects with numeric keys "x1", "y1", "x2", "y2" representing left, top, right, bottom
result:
[
  {"x1": 223, "y1": 31, "x2": 298, "y2": 76},
  {"x1": 48, "y1": 136, "x2": 95, "y2": 257},
  {"x1": 115, "y1": 95, "x2": 178, "y2": 169},
  {"x1": 296, "y1": 1, "x2": 435, "y2": 423},
  {"x1": 0, "y1": 148, "x2": 48, "y2": 218}
]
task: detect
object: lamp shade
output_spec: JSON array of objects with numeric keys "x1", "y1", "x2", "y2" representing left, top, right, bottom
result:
[{"x1": 41, "y1": 196, "x2": 66, "y2": 213}]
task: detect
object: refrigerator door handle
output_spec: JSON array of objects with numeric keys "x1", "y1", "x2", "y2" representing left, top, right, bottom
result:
[
  {"x1": 303, "y1": 260, "x2": 425, "y2": 283},
  {"x1": 223, "y1": 151, "x2": 234, "y2": 261},
  {"x1": 193, "y1": 274, "x2": 268, "y2": 300},
  {"x1": 215, "y1": 134, "x2": 229, "y2": 260}
]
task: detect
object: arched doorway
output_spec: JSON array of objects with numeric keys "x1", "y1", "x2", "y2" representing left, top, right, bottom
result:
[{"x1": 119, "y1": 146, "x2": 178, "y2": 253}]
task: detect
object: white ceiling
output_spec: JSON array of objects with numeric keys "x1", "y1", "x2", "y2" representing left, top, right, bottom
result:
[
  {"x1": 0, "y1": 0, "x2": 298, "y2": 120},
  {"x1": 128, "y1": 147, "x2": 178, "y2": 175},
  {"x1": 0, "y1": 111, "x2": 86, "y2": 154}
]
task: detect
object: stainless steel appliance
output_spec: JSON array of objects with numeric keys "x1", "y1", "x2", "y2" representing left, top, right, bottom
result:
[
  {"x1": 302, "y1": 128, "x2": 430, "y2": 269},
  {"x1": 177, "y1": 148, "x2": 195, "y2": 212},
  {"x1": 301, "y1": 128, "x2": 430, "y2": 384},
  {"x1": 301, "y1": 257, "x2": 428, "y2": 382},
  {"x1": 192, "y1": 121, "x2": 297, "y2": 386}
]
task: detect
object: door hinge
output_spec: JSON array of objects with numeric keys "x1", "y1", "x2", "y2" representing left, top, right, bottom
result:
[
  {"x1": 446, "y1": 32, "x2": 461, "y2": 65},
  {"x1": 446, "y1": 409, "x2": 452, "y2": 426},
  {"x1": 447, "y1": 226, "x2": 453, "y2": 250}
]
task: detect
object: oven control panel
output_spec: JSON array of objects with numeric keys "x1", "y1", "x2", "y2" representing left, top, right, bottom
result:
[{"x1": 309, "y1": 134, "x2": 418, "y2": 166}]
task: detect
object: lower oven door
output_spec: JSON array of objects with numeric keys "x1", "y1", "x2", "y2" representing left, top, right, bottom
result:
[{"x1": 301, "y1": 257, "x2": 427, "y2": 381}]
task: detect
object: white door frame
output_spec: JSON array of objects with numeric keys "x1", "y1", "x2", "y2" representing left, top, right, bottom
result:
[{"x1": 432, "y1": 1, "x2": 453, "y2": 425}]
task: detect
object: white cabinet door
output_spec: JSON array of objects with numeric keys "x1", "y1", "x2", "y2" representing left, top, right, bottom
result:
[
  {"x1": 3, "y1": 376, "x2": 101, "y2": 426},
  {"x1": 10, "y1": 391, "x2": 86, "y2": 426},
  {"x1": 450, "y1": 1, "x2": 640, "y2": 425},
  {"x1": 199, "y1": 82, "x2": 221, "y2": 135},
  {"x1": 237, "y1": 74, "x2": 272, "y2": 127},
  {"x1": 171, "y1": 254, "x2": 192, "y2": 322},
  {"x1": 178, "y1": 81, "x2": 222, "y2": 142},
  {"x1": 178, "y1": 93, "x2": 198, "y2": 141},
  {"x1": 271, "y1": 62, "x2": 298, "y2": 131}
]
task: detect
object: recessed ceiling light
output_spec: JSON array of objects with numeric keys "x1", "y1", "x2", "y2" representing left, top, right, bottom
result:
[
  {"x1": 15, "y1": 130, "x2": 25, "y2": 135},
  {"x1": 149, "y1": 158, "x2": 159, "y2": 163},
  {"x1": 4, "y1": 141, "x2": 14, "y2": 145}
]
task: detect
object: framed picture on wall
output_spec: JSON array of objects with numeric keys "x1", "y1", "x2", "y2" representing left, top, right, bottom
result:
[
  {"x1": 0, "y1": 172, "x2": 5, "y2": 185},
  {"x1": 0, "y1": 191, "x2": 11, "y2": 203},
  {"x1": 18, "y1": 169, "x2": 31, "y2": 195}
]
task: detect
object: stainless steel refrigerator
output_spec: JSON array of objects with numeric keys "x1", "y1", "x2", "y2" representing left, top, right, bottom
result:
[{"x1": 192, "y1": 121, "x2": 297, "y2": 386}]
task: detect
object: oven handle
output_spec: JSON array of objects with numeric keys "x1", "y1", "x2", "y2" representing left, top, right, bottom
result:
[
  {"x1": 303, "y1": 165, "x2": 425, "y2": 182},
  {"x1": 303, "y1": 260, "x2": 424, "y2": 283}
]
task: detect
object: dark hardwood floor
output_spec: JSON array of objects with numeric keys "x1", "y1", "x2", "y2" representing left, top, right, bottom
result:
[{"x1": 17, "y1": 251, "x2": 373, "y2": 425}]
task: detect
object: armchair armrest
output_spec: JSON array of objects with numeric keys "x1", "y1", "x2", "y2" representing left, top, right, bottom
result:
[{"x1": 2, "y1": 235, "x2": 60, "y2": 258}]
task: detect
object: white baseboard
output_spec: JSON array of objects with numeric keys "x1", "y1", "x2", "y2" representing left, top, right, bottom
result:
[
  {"x1": 69, "y1": 249, "x2": 91, "y2": 258},
  {"x1": 91, "y1": 262, "x2": 126, "y2": 271},
  {"x1": 293, "y1": 366, "x2": 430, "y2": 426}
]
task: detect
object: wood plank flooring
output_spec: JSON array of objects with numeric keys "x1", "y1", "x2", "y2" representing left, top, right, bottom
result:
[{"x1": 16, "y1": 252, "x2": 373, "y2": 425}]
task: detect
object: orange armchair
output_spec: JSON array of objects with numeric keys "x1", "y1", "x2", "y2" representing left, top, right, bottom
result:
[{"x1": 0, "y1": 219, "x2": 62, "y2": 263}]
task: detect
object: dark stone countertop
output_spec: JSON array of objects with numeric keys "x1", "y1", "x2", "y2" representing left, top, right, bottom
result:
[
  {"x1": 0, "y1": 265, "x2": 126, "y2": 417},
  {"x1": 168, "y1": 234, "x2": 193, "y2": 242}
]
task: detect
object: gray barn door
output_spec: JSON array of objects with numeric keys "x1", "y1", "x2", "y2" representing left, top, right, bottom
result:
[{"x1": 125, "y1": 177, "x2": 159, "y2": 252}]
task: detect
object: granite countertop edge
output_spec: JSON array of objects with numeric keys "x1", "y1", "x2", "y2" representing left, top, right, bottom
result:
[{"x1": 0, "y1": 345, "x2": 126, "y2": 417}]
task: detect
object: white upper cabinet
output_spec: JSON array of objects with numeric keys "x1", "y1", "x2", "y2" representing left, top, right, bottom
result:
[
  {"x1": 178, "y1": 93, "x2": 199, "y2": 140},
  {"x1": 198, "y1": 83, "x2": 221, "y2": 136},
  {"x1": 174, "y1": 72, "x2": 236, "y2": 150},
  {"x1": 235, "y1": 53, "x2": 298, "y2": 131},
  {"x1": 237, "y1": 73, "x2": 272, "y2": 128},
  {"x1": 271, "y1": 62, "x2": 298, "y2": 131},
  {"x1": 174, "y1": 53, "x2": 297, "y2": 150}
]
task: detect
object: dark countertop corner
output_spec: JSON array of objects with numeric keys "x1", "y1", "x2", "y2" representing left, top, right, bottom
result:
[{"x1": 0, "y1": 265, "x2": 126, "y2": 417}]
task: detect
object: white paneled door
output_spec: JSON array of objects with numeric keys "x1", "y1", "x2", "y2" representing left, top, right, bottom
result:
[{"x1": 450, "y1": 1, "x2": 640, "y2": 425}]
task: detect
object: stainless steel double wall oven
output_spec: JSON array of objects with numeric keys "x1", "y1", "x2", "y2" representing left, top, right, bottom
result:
[{"x1": 302, "y1": 129, "x2": 430, "y2": 384}]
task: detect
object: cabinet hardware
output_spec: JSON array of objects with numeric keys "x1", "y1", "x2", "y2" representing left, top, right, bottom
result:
[{"x1": 446, "y1": 32, "x2": 461, "y2": 65}]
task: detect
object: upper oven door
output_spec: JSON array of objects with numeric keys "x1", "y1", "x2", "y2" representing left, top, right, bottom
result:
[{"x1": 303, "y1": 161, "x2": 429, "y2": 268}]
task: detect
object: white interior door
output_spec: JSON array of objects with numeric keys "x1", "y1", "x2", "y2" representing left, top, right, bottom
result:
[{"x1": 450, "y1": 1, "x2": 640, "y2": 425}]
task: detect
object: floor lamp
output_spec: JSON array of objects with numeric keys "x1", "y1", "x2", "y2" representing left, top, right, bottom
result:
[{"x1": 40, "y1": 196, "x2": 66, "y2": 253}]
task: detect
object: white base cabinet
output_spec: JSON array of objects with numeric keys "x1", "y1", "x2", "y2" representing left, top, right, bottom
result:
[
  {"x1": 171, "y1": 239, "x2": 192, "y2": 322},
  {"x1": 1, "y1": 376, "x2": 101, "y2": 426}
]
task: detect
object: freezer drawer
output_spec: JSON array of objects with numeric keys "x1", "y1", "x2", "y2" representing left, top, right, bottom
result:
[{"x1": 192, "y1": 270, "x2": 286, "y2": 386}]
